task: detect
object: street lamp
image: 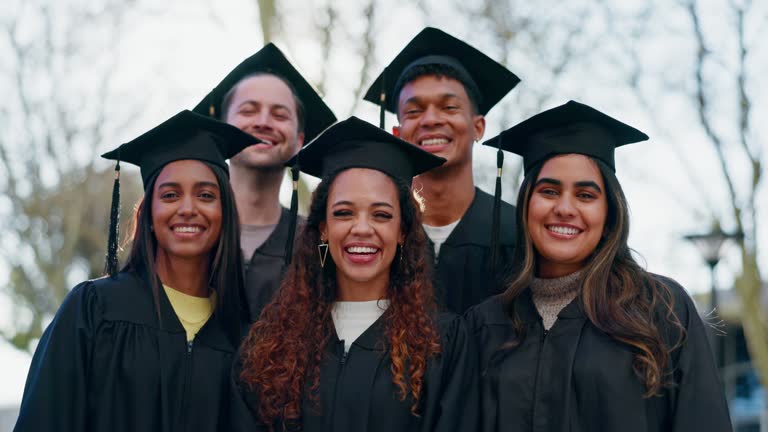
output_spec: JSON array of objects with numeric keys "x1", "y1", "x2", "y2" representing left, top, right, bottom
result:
[{"x1": 683, "y1": 222, "x2": 742, "y2": 368}]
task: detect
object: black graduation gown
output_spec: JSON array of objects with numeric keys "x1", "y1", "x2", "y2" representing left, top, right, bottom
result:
[
  {"x1": 428, "y1": 188, "x2": 516, "y2": 314},
  {"x1": 231, "y1": 313, "x2": 478, "y2": 432},
  {"x1": 14, "y1": 271, "x2": 240, "y2": 432},
  {"x1": 243, "y1": 207, "x2": 297, "y2": 321},
  {"x1": 465, "y1": 276, "x2": 733, "y2": 432}
]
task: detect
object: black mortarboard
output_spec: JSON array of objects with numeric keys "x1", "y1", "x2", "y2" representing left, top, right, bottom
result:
[
  {"x1": 281, "y1": 116, "x2": 445, "y2": 264},
  {"x1": 483, "y1": 100, "x2": 649, "y2": 175},
  {"x1": 296, "y1": 116, "x2": 445, "y2": 181},
  {"x1": 192, "y1": 43, "x2": 337, "y2": 143},
  {"x1": 363, "y1": 27, "x2": 520, "y2": 128},
  {"x1": 100, "y1": 110, "x2": 258, "y2": 276},
  {"x1": 482, "y1": 100, "x2": 649, "y2": 269}
]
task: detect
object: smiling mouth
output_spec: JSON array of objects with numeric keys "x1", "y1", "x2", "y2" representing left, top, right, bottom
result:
[
  {"x1": 418, "y1": 137, "x2": 450, "y2": 147},
  {"x1": 172, "y1": 225, "x2": 204, "y2": 234},
  {"x1": 345, "y1": 246, "x2": 379, "y2": 254},
  {"x1": 546, "y1": 225, "x2": 582, "y2": 236}
]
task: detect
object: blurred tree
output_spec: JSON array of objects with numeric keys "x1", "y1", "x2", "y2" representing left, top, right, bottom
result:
[
  {"x1": 0, "y1": 0, "x2": 142, "y2": 352},
  {"x1": 683, "y1": 0, "x2": 767, "y2": 388}
]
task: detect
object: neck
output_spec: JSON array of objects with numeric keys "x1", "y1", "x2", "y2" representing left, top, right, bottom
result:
[
  {"x1": 336, "y1": 274, "x2": 389, "y2": 302},
  {"x1": 230, "y1": 164, "x2": 284, "y2": 225},
  {"x1": 414, "y1": 162, "x2": 475, "y2": 226},
  {"x1": 155, "y1": 250, "x2": 211, "y2": 297}
]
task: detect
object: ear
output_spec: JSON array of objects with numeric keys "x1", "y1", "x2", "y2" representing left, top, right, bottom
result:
[
  {"x1": 472, "y1": 115, "x2": 486, "y2": 142},
  {"x1": 319, "y1": 222, "x2": 327, "y2": 241},
  {"x1": 392, "y1": 126, "x2": 401, "y2": 138},
  {"x1": 296, "y1": 131, "x2": 306, "y2": 149}
]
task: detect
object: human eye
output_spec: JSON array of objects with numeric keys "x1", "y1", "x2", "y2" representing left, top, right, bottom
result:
[
  {"x1": 373, "y1": 211, "x2": 393, "y2": 220},
  {"x1": 159, "y1": 191, "x2": 179, "y2": 200},
  {"x1": 332, "y1": 209, "x2": 353, "y2": 217},
  {"x1": 199, "y1": 190, "x2": 218, "y2": 200}
]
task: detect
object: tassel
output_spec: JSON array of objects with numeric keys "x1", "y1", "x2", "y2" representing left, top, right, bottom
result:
[
  {"x1": 104, "y1": 158, "x2": 121, "y2": 277},
  {"x1": 490, "y1": 139, "x2": 503, "y2": 275},
  {"x1": 284, "y1": 164, "x2": 300, "y2": 266},
  {"x1": 379, "y1": 67, "x2": 387, "y2": 129}
]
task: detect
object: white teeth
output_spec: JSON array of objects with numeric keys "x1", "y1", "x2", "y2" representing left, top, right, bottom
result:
[
  {"x1": 262, "y1": 140, "x2": 274, "y2": 146},
  {"x1": 420, "y1": 138, "x2": 448, "y2": 146},
  {"x1": 174, "y1": 226, "x2": 201, "y2": 233},
  {"x1": 346, "y1": 246, "x2": 378, "y2": 254},
  {"x1": 548, "y1": 225, "x2": 580, "y2": 236}
]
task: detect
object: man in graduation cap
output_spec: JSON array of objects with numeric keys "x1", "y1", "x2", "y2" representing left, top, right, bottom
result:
[
  {"x1": 194, "y1": 43, "x2": 336, "y2": 321},
  {"x1": 363, "y1": 27, "x2": 521, "y2": 313}
]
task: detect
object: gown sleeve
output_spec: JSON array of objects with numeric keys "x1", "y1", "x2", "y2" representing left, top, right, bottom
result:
[
  {"x1": 14, "y1": 281, "x2": 100, "y2": 432},
  {"x1": 228, "y1": 348, "x2": 269, "y2": 432},
  {"x1": 430, "y1": 314, "x2": 480, "y2": 432},
  {"x1": 666, "y1": 280, "x2": 733, "y2": 432}
]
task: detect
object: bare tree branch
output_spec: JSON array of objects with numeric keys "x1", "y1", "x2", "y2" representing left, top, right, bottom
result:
[{"x1": 347, "y1": 0, "x2": 378, "y2": 115}]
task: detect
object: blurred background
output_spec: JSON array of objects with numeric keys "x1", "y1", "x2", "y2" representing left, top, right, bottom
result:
[{"x1": 0, "y1": 0, "x2": 766, "y2": 430}]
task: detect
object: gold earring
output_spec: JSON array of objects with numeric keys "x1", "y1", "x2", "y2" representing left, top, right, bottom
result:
[{"x1": 318, "y1": 240, "x2": 329, "y2": 268}]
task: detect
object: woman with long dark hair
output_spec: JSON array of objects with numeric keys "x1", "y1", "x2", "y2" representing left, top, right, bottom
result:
[
  {"x1": 468, "y1": 101, "x2": 732, "y2": 431},
  {"x1": 15, "y1": 110, "x2": 256, "y2": 432},
  {"x1": 232, "y1": 117, "x2": 478, "y2": 432}
]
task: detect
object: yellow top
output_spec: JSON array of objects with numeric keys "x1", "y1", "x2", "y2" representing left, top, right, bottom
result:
[{"x1": 163, "y1": 285, "x2": 217, "y2": 342}]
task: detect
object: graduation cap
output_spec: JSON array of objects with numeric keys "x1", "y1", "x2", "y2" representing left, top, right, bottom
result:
[
  {"x1": 363, "y1": 27, "x2": 520, "y2": 128},
  {"x1": 192, "y1": 43, "x2": 337, "y2": 143},
  {"x1": 282, "y1": 116, "x2": 446, "y2": 264},
  {"x1": 483, "y1": 100, "x2": 649, "y2": 174},
  {"x1": 482, "y1": 100, "x2": 649, "y2": 268},
  {"x1": 100, "y1": 110, "x2": 259, "y2": 277}
]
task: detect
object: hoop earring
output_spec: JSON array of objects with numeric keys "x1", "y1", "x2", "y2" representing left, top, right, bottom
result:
[{"x1": 318, "y1": 240, "x2": 329, "y2": 268}]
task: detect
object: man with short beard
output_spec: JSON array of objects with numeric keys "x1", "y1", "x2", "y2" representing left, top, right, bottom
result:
[
  {"x1": 364, "y1": 27, "x2": 520, "y2": 313},
  {"x1": 194, "y1": 43, "x2": 335, "y2": 320}
]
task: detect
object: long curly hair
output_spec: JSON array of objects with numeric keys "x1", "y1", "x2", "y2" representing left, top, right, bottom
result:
[
  {"x1": 501, "y1": 156, "x2": 685, "y2": 397},
  {"x1": 239, "y1": 169, "x2": 441, "y2": 427}
]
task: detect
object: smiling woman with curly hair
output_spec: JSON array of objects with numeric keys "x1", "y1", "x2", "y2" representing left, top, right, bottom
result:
[{"x1": 231, "y1": 117, "x2": 478, "y2": 432}]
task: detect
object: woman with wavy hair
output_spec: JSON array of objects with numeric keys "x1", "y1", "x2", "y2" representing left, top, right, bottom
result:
[
  {"x1": 232, "y1": 117, "x2": 478, "y2": 432},
  {"x1": 15, "y1": 111, "x2": 254, "y2": 432},
  {"x1": 467, "y1": 101, "x2": 732, "y2": 432}
]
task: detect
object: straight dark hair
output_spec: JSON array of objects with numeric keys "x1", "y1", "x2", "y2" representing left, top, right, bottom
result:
[
  {"x1": 122, "y1": 161, "x2": 246, "y2": 346},
  {"x1": 501, "y1": 155, "x2": 685, "y2": 396}
]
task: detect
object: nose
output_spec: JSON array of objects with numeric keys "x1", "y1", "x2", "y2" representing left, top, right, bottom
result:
[
  {"x1": 250, "y1": 109, "x2": 273, "y2": 131},
  {"x1": 177, "y1": 195, "x2": 198, "y2": 218},
  {"x1": 420, "y1": 105, "x2": 444, "y2": 128},
  {"x1": 350, "y1": 215, "x2": 374, "y2": 236},
  {"x1": 553, "y1": 195, "x2": 576, "y2": 218}
]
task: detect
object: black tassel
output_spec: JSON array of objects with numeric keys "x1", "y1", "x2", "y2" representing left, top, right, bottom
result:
[
  {"x1": 104, "y1": 159, "x2": 121, "y2": 277},
  {"x1": 284, "y1": 164, "x2": 300, "y2": 266},
  {"x1": 490, "y1": 140, "x2": 503, "y2": 274},
  {"x1": 379, "y1": 67, "x2": 387, "y2": 129}
]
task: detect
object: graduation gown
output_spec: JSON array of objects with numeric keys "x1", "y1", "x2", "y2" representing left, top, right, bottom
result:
[
  {"x1": 428, "y1": 188, "x2": 516, "y2": 314},
  {"x1": 465, "y1": 275, "x2": 733, "y2": 432},
  {"x1": 231, "y1": 313, "x2": 478, "y2": 432},
  {"x1": 243, "y1": 207, "x2": 297, "y2": 321},
  {"x1": 14, "y1": 271, "x2": 240, "y2": 432}
]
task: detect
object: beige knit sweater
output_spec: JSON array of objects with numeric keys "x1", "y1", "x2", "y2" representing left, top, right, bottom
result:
[{"x1": 530, "y1": 270, "x2": 584, "y2": 330}]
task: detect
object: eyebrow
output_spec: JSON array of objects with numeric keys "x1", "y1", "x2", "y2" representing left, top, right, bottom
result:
[
  {"x1": 535, "y1": 178, "x2": 603, "y2": 193},
  {"x1": 402, "y1": 92, "x2": 461, "y2": 106},
  {"x1": 238, "y1": 100, "x2": 294, "y2": 114},
  {"x1": 157, "y1": 181, "x2": 219, "y2": 189},
  {"x1": 332, "y1": 200, "x2": 395, "y2": 209}
]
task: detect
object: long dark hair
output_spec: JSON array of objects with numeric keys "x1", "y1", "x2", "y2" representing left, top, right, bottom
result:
[
  {"x1": 122, "y1": 161, "x2": 246, "y2": 345},
  {"x1": 501, "y1": 156, "x2": 685, "y2": 396},
  {"x1": 239, "y1": 169, "x2": 441, "y2": 428}
]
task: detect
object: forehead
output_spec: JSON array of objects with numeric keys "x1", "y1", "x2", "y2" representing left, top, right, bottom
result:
[
  {"x1": 397, "y1": 74, "x2": 470, "y2": 105},
  {"x1": 154, "y1": 159, "x2": 218, "y2": 186},
  {"x1": 230, "y1": 74, "x2": 297, "y2": 110},
  {"x1": 537, "y1": 154, "x2": 604, "y2": 185},
  {"x1": 328, "y1": 168, "x2": 399, "y2": 204}
]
